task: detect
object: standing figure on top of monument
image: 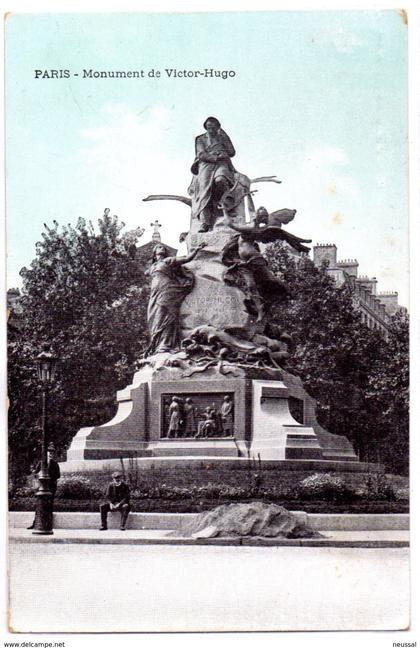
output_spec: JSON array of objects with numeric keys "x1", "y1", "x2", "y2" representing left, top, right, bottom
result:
[
  {"x1": 189, "y1": 117, "x2": 236, "y2": 233},
  {"x1": 145, "y1": 242, "x2": 206, "y2": 356}
]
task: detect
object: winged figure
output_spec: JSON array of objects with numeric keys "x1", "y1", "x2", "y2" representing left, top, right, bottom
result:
[
  {"x1": 222, "y1": 206, "x2": 311, "y2": 260},
  {"x1": 221, "y1": 206, "x2": 311, "y2": 324}
]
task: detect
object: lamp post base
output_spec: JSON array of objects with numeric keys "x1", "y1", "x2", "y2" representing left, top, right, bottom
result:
[{"x1": 32, "y1": 478, "x2": 54, "y2": 535}]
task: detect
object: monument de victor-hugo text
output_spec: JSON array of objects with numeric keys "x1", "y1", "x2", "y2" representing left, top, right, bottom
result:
[{"x1": 65, "y1": 116, "x2": 360, "y2": 467}]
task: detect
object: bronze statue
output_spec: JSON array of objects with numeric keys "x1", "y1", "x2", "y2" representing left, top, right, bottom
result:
[
  {"x1": 142, "y1": 177, "x2": 281, "y2": 212},
  {"x1": 189, "y1": 117, "x2": 236, "y2": 232},
  {"x1": 145, "y1": 242, "x2": 205, "y2": 355},
  {"x1": 221, "y1": 207, "x2": 311, "y2": 323},
  {"x1": 143, "y1": 174, "x2": 283, "y2": 239},
  {"x1": 223, "y1": 205, "x2": 311, "y2": 255}
]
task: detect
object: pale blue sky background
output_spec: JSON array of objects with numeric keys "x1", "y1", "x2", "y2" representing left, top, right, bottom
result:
[{"x1": 6, "y1": 11, "x2": 408, "y2": 304}]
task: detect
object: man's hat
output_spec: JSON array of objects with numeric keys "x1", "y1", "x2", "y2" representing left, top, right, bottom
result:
[{"x1": 112, "y1": 471, "x2": 123, "y2": 478}]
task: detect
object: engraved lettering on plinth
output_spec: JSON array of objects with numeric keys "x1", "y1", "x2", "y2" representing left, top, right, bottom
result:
[{"x1": 180, "y1": 277, "x2": 250, "y2": 332}]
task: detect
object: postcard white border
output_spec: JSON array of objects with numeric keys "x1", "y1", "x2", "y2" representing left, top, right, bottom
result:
[{"x1": 1, "y1": 2, "x2": 418, "y2": 647}]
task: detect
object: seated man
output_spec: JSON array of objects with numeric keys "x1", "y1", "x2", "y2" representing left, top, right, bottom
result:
[
  {"x1": 99, "y1": 471, "x2": 131, "y2": 531},
  {"x1": 195, "y1": 406, "x2": 218, "y2": 438}
]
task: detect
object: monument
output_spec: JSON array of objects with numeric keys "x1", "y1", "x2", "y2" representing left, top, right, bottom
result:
[{"x1": 65, "y1": 117, "x2": 359, "y2": 467}]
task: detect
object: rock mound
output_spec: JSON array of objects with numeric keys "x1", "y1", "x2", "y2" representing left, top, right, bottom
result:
[{"x1": 178, "y1": 502, "x2": 322, "y2": 539}]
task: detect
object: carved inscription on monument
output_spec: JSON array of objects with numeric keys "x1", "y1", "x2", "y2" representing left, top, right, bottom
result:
[
  {"x1": 190, "y1": 294, "x2": 240, "y2": 313},
  {"x1": 180, "y1": 276, "x2": 250, "y2": 332}
]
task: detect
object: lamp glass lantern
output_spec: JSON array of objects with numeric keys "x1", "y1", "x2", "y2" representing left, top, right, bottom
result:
[{"x1": 36, "y1": 350, "x2": 57, "y2": 383}]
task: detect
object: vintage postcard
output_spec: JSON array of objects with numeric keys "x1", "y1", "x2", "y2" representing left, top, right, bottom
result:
[{"x1": 4, "y1": 8, "x2": 412, "y2": 637}]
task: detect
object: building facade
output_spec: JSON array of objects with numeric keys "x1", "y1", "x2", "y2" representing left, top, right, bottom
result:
[{"x1": 312, "y1": 244, "x2": 404, "y2": 338}]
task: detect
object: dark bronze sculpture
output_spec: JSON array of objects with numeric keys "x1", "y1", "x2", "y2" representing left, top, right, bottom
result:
[
  {"x1": 141, "y1": 118, "x2": 309, "y2": 372},
  {"x1": 221, "y1": 207, "x2": 311, "y2": 323},
  {"x1": 189, "y1": 116, "x2": 236, "y2": 232},
  {"x1": 145, "y1": 242, "x2": 205, "y2": 355}
]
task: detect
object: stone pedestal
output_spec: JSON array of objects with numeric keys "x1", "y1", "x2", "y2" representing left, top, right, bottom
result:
[
  {"x1": 67, "y1": 378, "x2": 151, "y2": 460},
  {"x1": 250, "y1": 380, "x2": 324, "y2": 460},
  {"x1": 66, "y1": 363, "x2": 357, "y2": 464},
  {"x1": 151, "y1": 439, "x2": 240, "y2": 457}
]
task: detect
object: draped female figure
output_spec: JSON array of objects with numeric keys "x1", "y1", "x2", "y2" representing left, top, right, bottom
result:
[{"x1": 146, "y1": 243, "x2": 205, "y2": 355}]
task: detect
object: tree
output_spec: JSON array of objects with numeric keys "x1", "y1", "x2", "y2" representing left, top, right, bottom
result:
[
  {"x1": 365, "y1": 310, "x2": 409, "y2": 473},
  {"x1": 8, "y1": 211, "x2": 149, "y2": 483},
  {"x1": 264, "y1": 242, "x2": 409, "y2": 472}
]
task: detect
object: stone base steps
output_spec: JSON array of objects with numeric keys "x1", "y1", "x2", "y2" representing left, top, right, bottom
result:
[
  {"x1": 150, "y1": 439, "x2": 240, "y2": 457},
  {"x1": 59, "y1": 456, "x2": 381, "y2": 474}
]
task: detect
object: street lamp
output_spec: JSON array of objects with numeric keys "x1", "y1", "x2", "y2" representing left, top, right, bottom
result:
[{"x1": 32, "y1": 349, "x2": 57, "y2": 535}]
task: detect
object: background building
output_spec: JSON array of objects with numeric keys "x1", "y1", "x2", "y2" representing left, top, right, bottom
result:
[{"x1": 312, "y1": 244, "x2": 405, "y2": 338}]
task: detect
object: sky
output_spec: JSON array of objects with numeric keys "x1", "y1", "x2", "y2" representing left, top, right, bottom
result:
[{"x1": 5, "y1": 10, "x2": 408, "y2": 304}]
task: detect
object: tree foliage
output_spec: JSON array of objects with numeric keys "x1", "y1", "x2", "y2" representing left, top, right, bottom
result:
[
  {"x1": 264, "y1": 243, "x2": 409, "y2": 473},
  {"x1": 364, "y1": 309, "x2": 409, "y2": 473},
  {"x1": 8, "y1": 211, "x2": 149, "y2": 483}
]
